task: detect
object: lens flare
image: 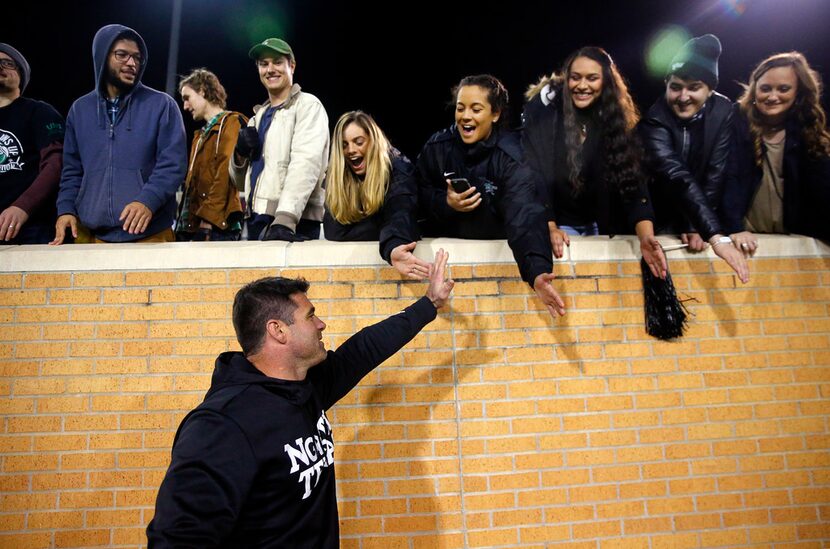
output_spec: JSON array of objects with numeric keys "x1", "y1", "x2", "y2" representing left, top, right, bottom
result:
[
  {"x1": 718, "y1": 0, "x2": 749, "y2": 17},
  {"x1": 226, "y1": 6, "x2": 288, "y2": 52},
  {"x1": 644, "y1": 26, "x2": 692, "y2": 79}
]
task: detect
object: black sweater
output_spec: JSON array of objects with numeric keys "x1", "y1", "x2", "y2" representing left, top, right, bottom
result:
[{"x1": 147, "y1": 297, "x2": 437, "y2": 548}]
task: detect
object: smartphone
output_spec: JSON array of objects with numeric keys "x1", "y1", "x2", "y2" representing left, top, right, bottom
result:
[{"x1": 449, "y1": 177, "x2": 471, "y2": 193}]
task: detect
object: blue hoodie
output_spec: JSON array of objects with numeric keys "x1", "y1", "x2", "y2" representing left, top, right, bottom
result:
[{"x1": 57, "y1": 24, "x2": 186, "y2": 242}]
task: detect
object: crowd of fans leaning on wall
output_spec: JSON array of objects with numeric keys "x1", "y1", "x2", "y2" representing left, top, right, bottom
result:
[{"x1": 1, "y1": 31, "x2": 828, "y2": 315}]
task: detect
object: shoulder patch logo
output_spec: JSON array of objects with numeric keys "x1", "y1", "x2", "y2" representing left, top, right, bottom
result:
[{"x1": 0, "y1": 129, "x2": 24, "y2": 173}]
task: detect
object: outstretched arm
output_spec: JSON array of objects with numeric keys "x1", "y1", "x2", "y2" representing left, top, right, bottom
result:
[
  {"x1": 636, "y1": 220, "x2": 668, "y2": 280},
  {"x1": 311, "y1": 249, "x2": 454, "y2": 408},
  {"x1": 533, "y1": 272, "x2": 566, "y2": 318}
]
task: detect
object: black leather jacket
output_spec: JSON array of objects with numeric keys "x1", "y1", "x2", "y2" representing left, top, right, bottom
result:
[
  {"x1": 415, "y1": 125, "x2": 553, "y2": 286},
  {"x1": 721, "y1": 107, "x2": 830, "y2": 240},
  {"x1": 323, "y1": 153, "x2": 420, "y2": 262},
  {"x1": 640, "y1": 91, "x2": 733, "y2": 240},
  {"x1": 522, "y1": 82, "x2": 654, "y2": 235}
]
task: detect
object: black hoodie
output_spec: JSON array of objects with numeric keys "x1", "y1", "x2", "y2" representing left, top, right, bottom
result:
[{"x1": 147, "y1": 296, "x2": 437, "y2": 548}]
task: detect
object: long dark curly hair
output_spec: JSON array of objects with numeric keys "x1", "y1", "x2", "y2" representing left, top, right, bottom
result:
[
  {"x1": 559, "y1": 47, "x2": 642, "y2": 196},
  {"x1": 738, "y1": 51, "x2": 830, "y2": 166}
]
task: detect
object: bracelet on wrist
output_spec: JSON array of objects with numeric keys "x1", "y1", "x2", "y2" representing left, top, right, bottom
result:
[{"x1": 709, "y1": 235, "x2": 732, "y2": 247}]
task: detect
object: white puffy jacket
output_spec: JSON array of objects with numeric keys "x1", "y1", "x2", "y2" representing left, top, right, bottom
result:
[{"x1": 230, "y1": 84, "x2": 329, "y2": 231}]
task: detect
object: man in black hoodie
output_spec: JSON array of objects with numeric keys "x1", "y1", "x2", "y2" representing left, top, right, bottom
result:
[{"x1": 147, "y1": 250, "x2": 454, "y2": 548}]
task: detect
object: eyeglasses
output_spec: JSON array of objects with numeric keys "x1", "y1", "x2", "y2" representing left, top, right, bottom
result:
[
  {"x1": 112, "y1": 50, "x2": 143, "y2": 65},
  {"x1": 0, "y1": 58, "x2": 18, "y2": 71}
]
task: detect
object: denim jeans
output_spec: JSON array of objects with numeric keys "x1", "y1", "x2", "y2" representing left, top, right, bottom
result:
[{"x1": 559, "y1": 222, "x2": 599, "y2": 236}]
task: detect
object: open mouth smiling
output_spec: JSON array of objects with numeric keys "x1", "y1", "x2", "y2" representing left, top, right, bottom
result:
[{"x1": 348, "y1": 155, "x2": 365, "y2": 172}]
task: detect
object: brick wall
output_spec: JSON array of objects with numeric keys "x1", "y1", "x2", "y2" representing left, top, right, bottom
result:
[{"x1": 1, "y1": 236, "x2": 829, "y2": 548}]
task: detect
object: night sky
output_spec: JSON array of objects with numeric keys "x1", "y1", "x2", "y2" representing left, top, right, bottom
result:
[{"x1": 8, "y1": 0, "x2": 830, "y2": 158}]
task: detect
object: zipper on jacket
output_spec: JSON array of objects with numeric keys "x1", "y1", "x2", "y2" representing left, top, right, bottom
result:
[
  {"x1": 681, "y1": 126, "x2": 689, "y2": 162},
  {"x1": 108, "y1": 120, "x2": 115, "y2": 225}
]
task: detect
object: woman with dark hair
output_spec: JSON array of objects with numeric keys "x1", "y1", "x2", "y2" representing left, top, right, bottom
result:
[
  {"x1": 522, "y1": 47, "x2": 668, "y2": 280},
  {"x1": 416, "y1": 74, "x2": 566, "y2": 317},
  {"x1": 324, "y1": 110, "x2": 429, "y2": 279},
  {"x1": 722, "y1": 51, "x2": 830, "y2": 249}
]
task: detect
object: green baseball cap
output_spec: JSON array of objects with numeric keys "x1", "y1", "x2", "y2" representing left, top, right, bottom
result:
[{"x1": 248, "y1": 38, "x2": 294, "y2": 62}]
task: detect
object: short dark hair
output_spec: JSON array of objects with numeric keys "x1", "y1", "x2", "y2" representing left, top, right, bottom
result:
[
  {"x1": 232, "y1": 277, "x2": 310, "y2": 356},
  {"x1": 113, "y1": 30, "x2": 141, "y2": 50},
  {"x1": 451, "y1": 74, "x2": 510, "y2": 128},
  {"x1": 179, "y1": 68, "x2": 227, "y2": 109}
]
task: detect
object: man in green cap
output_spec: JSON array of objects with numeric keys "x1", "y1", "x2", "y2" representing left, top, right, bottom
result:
[{"x1": 230, "y1": 37, "x2": 329, "y2": 241}]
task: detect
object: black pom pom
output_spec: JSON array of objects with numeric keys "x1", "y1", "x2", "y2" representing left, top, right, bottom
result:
[{"x1": 641, "y1": 257, "x2": 688, "y2": 340}]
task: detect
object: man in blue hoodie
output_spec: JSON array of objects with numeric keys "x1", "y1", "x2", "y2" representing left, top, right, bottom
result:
[{"x1": 51, "y1": 24, "x2": 186, "y2": 244}]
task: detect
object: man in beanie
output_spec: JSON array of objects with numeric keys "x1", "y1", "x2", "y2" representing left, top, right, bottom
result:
[
  {"x1": 51, "y1": 24, "x2": 186, "y2": 244},
  {"x1": 639, "y1": 33, "x2": 749, "y2": 281},
  {"x1": 230, "y1": 38, "x2": 329, "y2": 241},
  {"x1": 0, "y1": 43, "x2": 65, "y2": 244}
]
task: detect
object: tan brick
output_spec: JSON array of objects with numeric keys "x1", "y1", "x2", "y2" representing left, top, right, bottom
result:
[
  {"x1": 468, "y1": 527, "x2": 519, "y2": 547},
  {"x1": 30, "y1": 472, "x2": 84, "y2": 491},
  {"x1": 643, "y1": 461, "x2": 689, "y2": 479},
  {"x1": 612, "y1": 411, "x2": 660, "y2": 428},
  {"x1": 572, "y1": 519, "x2": 621, "y2": 539},
  {"x1": 28, "y1": 510, "x2": 84, "y2": 529},
  {"x1": 4, "y1": 453, "x2": 59, "y2": 472},
  {"x1": 49, "y1": 289, "x2": 101, "y2": 304},
  {"x1": 0, "y1": 492, "x2": 56, "y2": 511},
  {"x1": 635, "y1": 392, "x2": 681, "y2": 408},
  {"x1": 0, "y1": 324, "x2": 42, "y2": 341},
  {"x1": 64, "y1": 414, "x2": 119, "y2": 431},
  {"x1": 122, "y1": 376, "x2": 173, "y2": 393},
  {"x1": 618, "y1": 480, "x2": 665, "y2": 500},
  {"x1": 14, "y1": 378, "x2": 66, "y2": 396},
  {"x1": 7, "y1": 415, "x2": 61, "y2": 433},
  {"x1": 0, "y1": 474, "x2": 31, "y2": 492},
  {"x1": 658, "y1": 374, "x2": 703, "y2": 390},
  {"x1": 96, "y1": 358, "x2": 148, "y2": 374},
  {"x1": 58, "y1": 491, "x2": 114, "y2": 509},
  {"x1": 88, "y1": 470, "x2": 142, "y2": 488},
  {"x1": 590, "y1": 430, "x2": 637, "y2": 447},
  {"x1": 74, "y1": 272, "x2": 125, "y2": 287},
  {"x1": 43, "y1": 324, "x2": 95, "y2": 340},
  {"x1": 16, "y1": 342, "x2": 67, "y2": 358},
  {"x1": 674, "y1": 512, "x2": 721, "y2": 530},
  {"x1": 617, "y1": 446, "x2": 663, "y2": 463},
  {"x1": 16, "y1": 306, "x2": 71, "y2": 322},
  {"x1": 562, "y1": 414, "x2": 611, "y2": 430},
  {"x1": 61, "y1": 452, "x2": 116, "y2": 470},
  {"x1": 0, "y1": 273, "x2": 22, "y2": 288},
  {"x1": 0, "y1": 532, "x2": 54, "y2": 548},
  {"x1": 69, "y1": 341, "x2": 121, "y2": 357},
  {"x1": 0, "y1": 289, "x2": 47, "y2": 305}
]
